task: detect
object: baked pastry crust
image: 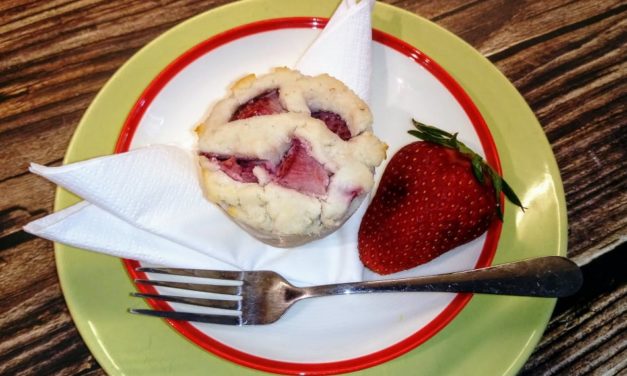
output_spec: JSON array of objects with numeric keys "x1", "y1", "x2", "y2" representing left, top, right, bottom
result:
[{"x1": 196, "y1": 68, "x2": 387, "y2": 247}]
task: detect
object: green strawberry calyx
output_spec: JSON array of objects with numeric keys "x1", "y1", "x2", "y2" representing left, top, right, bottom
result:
[{"x1": 409, "y1": 119, "x2": 526, "y2": 220}]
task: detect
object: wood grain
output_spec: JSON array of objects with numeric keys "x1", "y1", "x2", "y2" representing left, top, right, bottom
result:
[
  {"x1": 521, "y1": 247, "x2": 627, "y2": 375},
  {"x1": 0, "y1": 0, "x2": 625, "y2": 375},
  {"x1": 487, "y1": 2, "x2": 627, "y2": 264}
]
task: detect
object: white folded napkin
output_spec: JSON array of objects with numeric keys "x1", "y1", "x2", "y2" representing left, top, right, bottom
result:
[
  {"x1": 24, "y1": 0, "x2": 375, "y2": 286},
  {"x1": 296, "y1": 0, "x2": 374, "y2": 102},
  {"x1": 25, "y1": 146, "x2": 366, "y2": 284}
]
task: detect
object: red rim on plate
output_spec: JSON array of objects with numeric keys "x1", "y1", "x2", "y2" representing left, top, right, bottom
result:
[{"x1": 116, "y1": 17, "x2": 503, "y2": 376}]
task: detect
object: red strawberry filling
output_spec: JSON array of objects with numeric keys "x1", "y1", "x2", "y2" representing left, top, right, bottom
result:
[
  {"x1": 218, "y1": 91, "x2": 351, "y2": 195},
  {"x1": 275, "y1": 138, "x2": 330, "y2": 196},
  {"x1": 201, "y1": 139, "x2": 330, "y2": 196},
  {"x1": 229, "y1": 90, "x2": 352, "y2": 141},
  {"x1": 311, "y1": 110, "x2": 352, "y2": 140},
  {"x1": 346, "y1": 188, "x2": 363, "y2": 201},
  {"x1": 230, "y1": 89, "x2": 285, "y2": 121},
  {"x1": 201, "y1": 153, "x2": 274, "y2": 183}
]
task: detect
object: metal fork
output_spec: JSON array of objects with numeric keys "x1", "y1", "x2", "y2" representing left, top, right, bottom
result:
[{"x1": 129, "y1": 256, "x2": 582, "y2": 326}]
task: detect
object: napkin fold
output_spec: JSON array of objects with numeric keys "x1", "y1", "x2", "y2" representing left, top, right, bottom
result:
[
  {"x1": 296, "y1": 0, "x2": 374, "y2": 102},
  {"x1": 24, "y1": 0, "x2": 375, "y2": 285},
  {"x1": 25, "y1": 200, "x2": 222, "y2": 268}
]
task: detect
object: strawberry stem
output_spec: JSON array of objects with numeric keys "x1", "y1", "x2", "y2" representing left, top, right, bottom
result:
[{"x1": 410, "y1": 119, "x2": 526, "y2": 220}]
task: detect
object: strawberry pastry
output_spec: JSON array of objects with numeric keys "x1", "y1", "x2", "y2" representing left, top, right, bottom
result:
[{"x1": 196, "y1": 68, "x2": 387, "y2": 247}]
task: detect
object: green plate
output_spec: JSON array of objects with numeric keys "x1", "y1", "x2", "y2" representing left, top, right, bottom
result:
[{"x1": 55, "y1": 0, "x2": 567, "y2": 374}]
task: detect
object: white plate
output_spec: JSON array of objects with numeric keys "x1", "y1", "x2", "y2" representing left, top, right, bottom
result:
[{"x1": 128, "y1": 26, "x2": 496, "y2": 364}]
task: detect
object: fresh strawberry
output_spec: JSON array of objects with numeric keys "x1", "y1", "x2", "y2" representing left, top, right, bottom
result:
[{"x1": 358, "y1": 120, "x2": 524, "y2": 275}]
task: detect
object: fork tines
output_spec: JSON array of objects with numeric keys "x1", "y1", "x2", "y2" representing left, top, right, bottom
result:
[
  {"x1": 131, "y1": 292, "x2": 240, "y2": 310},
  {"x1": 129, "y1": 266, "x2": 244, "y2": 326},
  {"x1": 128, "y1": 308, "x2": 242, "y2": 325},
  {"x1": 136, "y1": 266, "x2": 244, "y2": 280}
]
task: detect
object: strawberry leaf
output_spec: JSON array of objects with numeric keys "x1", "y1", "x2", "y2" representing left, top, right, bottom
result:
[
  {"x1": 488, "y1": 169, "x2": 504, "y2": 221},
  {"x1": 412, "y1": 119, "x2": 450, "y2": 138},
  {"x1": 409, "y1": 119, "x2": 525, "y2": 220},
  {"x1": 408, "y1": 130, "x2": 445, "y2": 145},
  {"x1": 471, "y1": 155, "x2": 484, "y2": 183},
  {"x1": 502, "y1": 179, "x2": 526, "y2": 211}
]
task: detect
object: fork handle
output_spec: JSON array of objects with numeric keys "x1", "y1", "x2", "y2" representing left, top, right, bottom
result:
[{"x1": 302, "y1": 256, "x2": 582, "y2": 298}]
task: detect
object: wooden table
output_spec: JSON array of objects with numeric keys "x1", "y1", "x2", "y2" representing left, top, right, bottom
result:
[{"x1": 1, "y1": 0, "x2": 624, "y2": 374}]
